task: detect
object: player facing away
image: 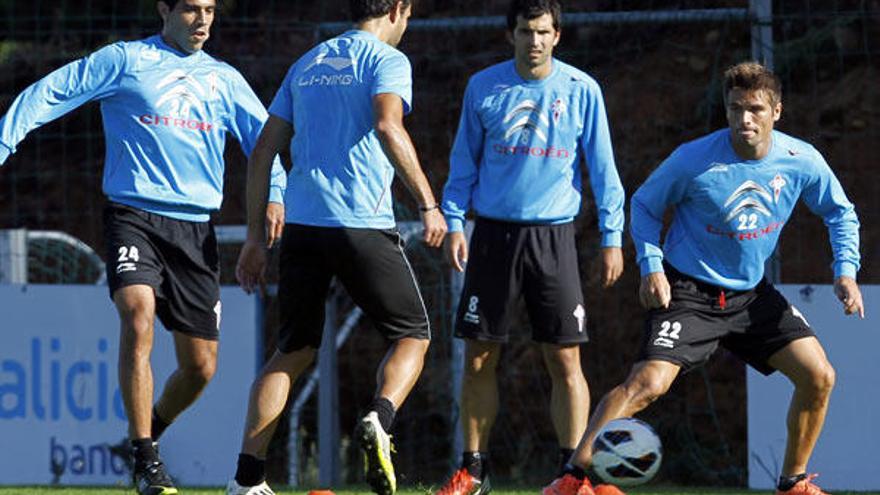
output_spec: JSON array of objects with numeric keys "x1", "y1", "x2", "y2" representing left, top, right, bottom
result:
[
  {"x1": 544, "y1": 61, "x2": 864, "y2": 495},
  {"x1": 437, "y1": 1, "x2": 625, "y2": 494},
  {"x1": 227, "y1": 1, "x2": 447, "y2": 494},
  {"x1": 0, "y1": 1, "x2": 288, "y2": 494}
]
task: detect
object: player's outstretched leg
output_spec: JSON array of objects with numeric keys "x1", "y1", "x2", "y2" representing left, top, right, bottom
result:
[{"x1": 544, "y1": 360, "x2": 680, "y2": 495}]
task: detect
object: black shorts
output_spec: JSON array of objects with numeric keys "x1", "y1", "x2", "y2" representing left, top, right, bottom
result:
[
  {"x1": 103, "y1": 203, "x2": 220, "y2": 340},
  {"x1": 454, "y1": 217, "x2": 588, "y2": 344},
  {"x1": 277, "y1": 224, "x2": 431, "y2": 352},
  {"x1": 640, "y1": 264, "x2": 815, "y2": 375}
]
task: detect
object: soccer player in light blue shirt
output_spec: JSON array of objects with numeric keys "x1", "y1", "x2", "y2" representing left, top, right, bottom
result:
[
  {"x1": 0, "y1": 2, "x2": 287, "y2": 493},
  {"x1": 229, "y1": 2, "x2": 447, "y2": 495},
  {"x1": 546, "y1": 62, "x2": 863, "y2": 495},
  {"x1": 438, "y1": 1, "x2": 625, "y2": 492}
]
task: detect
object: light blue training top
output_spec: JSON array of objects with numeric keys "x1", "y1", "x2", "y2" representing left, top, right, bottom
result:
[
  {"x1": 0, "y1": 35, "x2": 286, "y2": 221},
  {"x1": 631, "y1": 128, "x2": 860, "y2": 290},
  {"x1": 269, "y1": 29, "x2": 412, "y2": 229},
  {"x1": 441, "y1": 59, "x2": 625, "y2": 247}
]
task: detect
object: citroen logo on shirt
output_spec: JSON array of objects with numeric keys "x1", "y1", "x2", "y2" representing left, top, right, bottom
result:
[
  {"x1": 503, "y1": 100, "x2": 550, "y2": 144},
  {"x1": 139, "y1": 69, "x2": 216, "y2": 132},
  {"x1": 492, "y1": 99, "x2": 571, "y2": 159},
  {"x1": 707, "y1": 176, "x2": 786, "y2": 241},
  {"x1": 155, "y1": 69, "x2": 208, "y2": 118},
  {"x1": 723, "y1": 180, "x2": 773, "y2": 224}
]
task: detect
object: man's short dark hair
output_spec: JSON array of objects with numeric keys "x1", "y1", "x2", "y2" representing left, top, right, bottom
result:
[
  {"x1": 158, "y1": 0, "x2": 222, "y2": 10},
  {"x1": 723, "y1": 61, "x2": 783, "y2": 105},
  {"x1": 506, "y1": 0, "x2": 562, "y2": 32},
  {"x1": 350, "y1": 0, "x2": 413, "y2": 23}
]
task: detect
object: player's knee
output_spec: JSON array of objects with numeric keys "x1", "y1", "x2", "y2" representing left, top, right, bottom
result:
[
  {"x1": 119, "y1": 307, "x2": 153, "y2": 336},
  {"x1": 806, "y1": 362, "x2": 835, "y2": 398},
  {"x1": 464, "y1": 343, "x2": 500, "y2": 378},
  {"x1": 624, "y1": 373, "x2": 670, "y2": 407},
  {"x1": 464, "y1": 356, "x2": 497, "y2": 380},
  {"x1": 543, "y1": 347, "x2": 583, "y2": 381},
  {"x1": 183, "y1": 358, "x2": 216, "y2": 387}
]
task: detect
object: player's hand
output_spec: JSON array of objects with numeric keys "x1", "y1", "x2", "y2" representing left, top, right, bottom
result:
[
  {"x1": 236, "y1": 238, "x2": 267, "y2": 295},
  {"x1": 421, "y1": 208, "x2": 447, "y2": 248},
  {"x1": 265, "y1": 202, "x2": 285, "y2": 249},
  {"x1": 446, "y1": 231, "x2": 469, "y2": 272},
  {"x1": 639, "y1": 272, "x2": 671, "y2": 309},
  {"x1": 834, "y1": 275, "x2": 864, "y2": 318},
  {"x1": 599, "y1": 246, "x2": 624, "y2": 288}
]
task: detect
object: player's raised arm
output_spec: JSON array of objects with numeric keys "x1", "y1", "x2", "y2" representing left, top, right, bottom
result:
[
  {"x1": 373, "y1": 92, "x2": 447, "y2": 248},
  {"x1": 0, "y1": 43, "x2": 127, "y2": 166}
]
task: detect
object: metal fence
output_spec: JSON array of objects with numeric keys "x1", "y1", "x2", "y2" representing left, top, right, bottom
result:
[{"x1": 1, "y1": 0, "x2": 877, "y2": 488}]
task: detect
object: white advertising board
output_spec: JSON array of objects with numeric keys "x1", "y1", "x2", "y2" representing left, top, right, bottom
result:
[
  {"x1": 0, "y1": 285, "x2": 258, "y2": 486},
  {"x1": 748, "y1": 284, "x2": 879, "y2": 490}
]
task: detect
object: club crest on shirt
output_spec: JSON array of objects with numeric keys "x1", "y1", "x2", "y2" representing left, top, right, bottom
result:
[
  {"x1": 769, "y1": 172, "x2": 787, "y2": 203},
  {"x1": 208, "y1": 71, "x2": 219, "y2": 98},
  {"x1": 551, "y1": 98, "x2": 567, "y2": 123}
]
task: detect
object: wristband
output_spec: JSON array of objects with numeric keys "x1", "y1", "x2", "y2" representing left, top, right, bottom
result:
[{"x1": 419, "y1": 204, "x2": 440, "y2": 212}]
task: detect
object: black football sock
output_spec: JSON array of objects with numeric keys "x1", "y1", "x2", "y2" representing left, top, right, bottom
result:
[
  {"x1": 778, "y1": 473, "x2": 808, "y2": 491},
  {"x1": 558, "y1": 448, "x2": 575, "y2": 474},
  {"x1": 369, "y1": 397, "x2": 396, "y2": 432},
  {"x1": 151, "y1": 405, "x2": 171, "y2": 440},
  {"x1": 235, "y1": 453, "x2": 266, "y2": 487},
  {"x1": 562, "y1": 463, "x2": 588, "y2": 481},
  {"x1": 462, "y1": 451, "x2": 489, "y2": 480},
  {"x1": 131, "y1": 438, "x2": 159, "y2": 466}
]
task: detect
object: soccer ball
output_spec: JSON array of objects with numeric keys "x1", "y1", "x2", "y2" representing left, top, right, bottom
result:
[{"x1": 591, "y1": 417, "x2": 662, "y2": 486}]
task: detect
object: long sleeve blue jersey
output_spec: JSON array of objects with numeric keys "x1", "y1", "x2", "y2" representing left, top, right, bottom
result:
[
  {"x1": 632, "y1": 129, "x2": 860, "y2": 290},
  {"x1": 0, "y1": 35, "x2": 286, "y2": 221},
  {"x1": 441, "y1": 59, "x2": 625, "y2": 247}
]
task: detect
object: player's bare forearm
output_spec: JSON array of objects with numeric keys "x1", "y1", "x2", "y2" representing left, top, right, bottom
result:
[
  {"x1": 245, "y1": 150, "x2": 272, "y2": 242},
  {"x1": 246, "y1": 116, "x2": 292, "y2": 242},
  {"x1": 373, "y1": 93, "x2": 437, "y2": 208},
  {"x1": 373, "y1": 94, "x2": 447, "y2": 246},
  {"x1": 376, "y1": 119, "x2": 437, "y2": 207}
]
